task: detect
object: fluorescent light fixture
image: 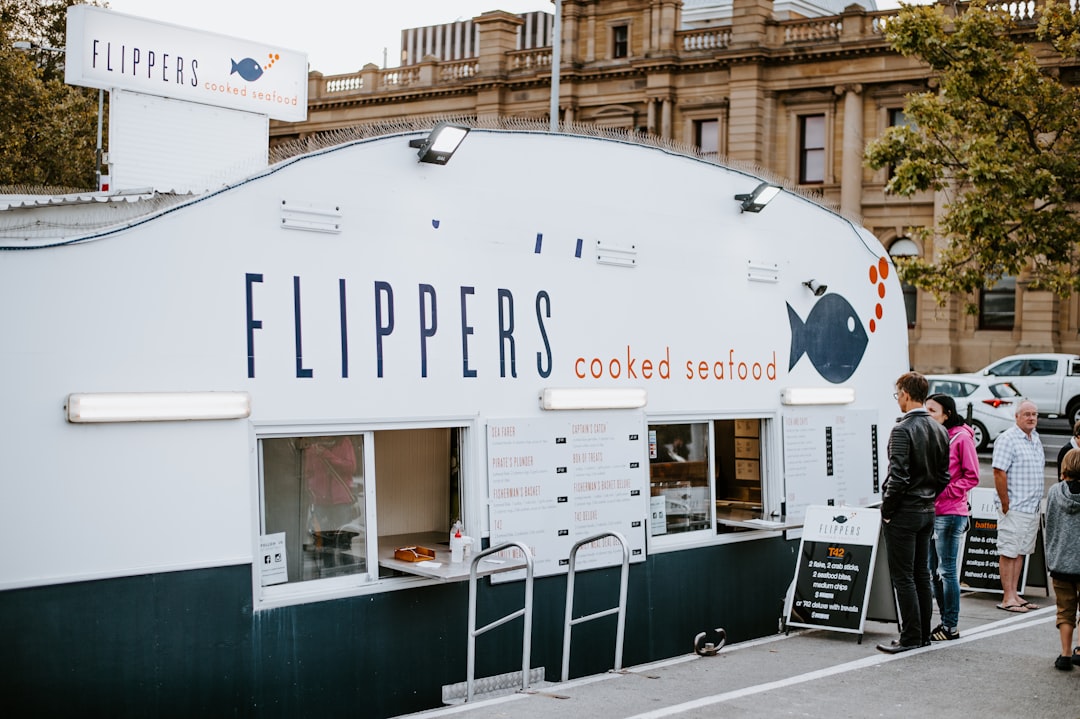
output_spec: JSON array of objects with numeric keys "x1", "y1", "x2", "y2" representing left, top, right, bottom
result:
[
  {"x1": 67, "y1": 391, "x2": 252, "y2": 423},
  {"x1": 802, "y1": 279, "x2": 828, "y2": 296},
  {"x1": 540, "y1": 388, "x2": 647, "y2": 410},
  {"x1": 780, "y1": 387, "x2": 855, "y2": 406},
  {"x1": 734, "y1": 182, "x2": 782, "y2": 213},
  {"x1": 408, "y1": 122, "x2": 470, "y2": 165}
]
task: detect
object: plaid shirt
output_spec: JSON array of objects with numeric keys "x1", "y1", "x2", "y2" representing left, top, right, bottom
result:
[{"x1": 991, "y1": 425, "x2": 1045, "y2": 514}]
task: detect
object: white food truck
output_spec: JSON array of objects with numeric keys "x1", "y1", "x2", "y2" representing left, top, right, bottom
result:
[{"x1": 0, "y1": 125, "x2": 907, "y2": 716}]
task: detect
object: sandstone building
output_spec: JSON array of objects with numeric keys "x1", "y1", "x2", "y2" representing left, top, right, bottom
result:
[{"x1": 270, "y1": 0, "x2": 1080, "y2": 372}]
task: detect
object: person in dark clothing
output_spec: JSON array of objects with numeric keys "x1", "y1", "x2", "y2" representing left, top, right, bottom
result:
[
  {"x1": 1047, "y1": 448, "x2": 1080, "y2": 670},
  {"x1": 877, "y1": 371, "x2": 951, "y2": 654},
  {"x1": 1056, "y1": 420, "x2": 1080, "y2": 469}
]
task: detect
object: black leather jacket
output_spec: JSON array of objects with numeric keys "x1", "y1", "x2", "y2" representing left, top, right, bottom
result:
[{"x1": 881, "y1": 408, "x2": 950, "y2": 519}]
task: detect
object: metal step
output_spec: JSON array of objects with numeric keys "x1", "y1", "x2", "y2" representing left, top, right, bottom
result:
[{"x1": 441, "y1": 667, "x2": 546, "y2": 705}]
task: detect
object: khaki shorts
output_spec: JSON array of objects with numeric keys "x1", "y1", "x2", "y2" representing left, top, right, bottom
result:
[
  {"x1": 1053, "y1": 577, "x2": 1080, "y2": 628},
  {"x1": 996, "y1": 509, "x2": 1039, "y2": 558}
]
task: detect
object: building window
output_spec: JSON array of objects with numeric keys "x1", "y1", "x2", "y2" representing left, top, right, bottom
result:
[
  {"x1": 979, "y1": 276, "x2": 1016, "y2": 330},
  {"x1": 695, "y1": 119, "x2": 720, "y2": 159},
  {"x1": 258, "y1": 426, "x2": 465, "y2": 595},
  {"x1": 889, "y1": 237, "x2": 919, "y2": 329},
  {"x1": 613, "y1": 24, "x2": 629, "y2": 58},
  {"x1": 648, "y1": 418, "x2": 765, "y2": 537},
  {"x1": 798, "y1": 114, "x2": 825, "y2": 184},
  {"x1": 887, "y1": 108, "x2": 909, "y2": 180}
]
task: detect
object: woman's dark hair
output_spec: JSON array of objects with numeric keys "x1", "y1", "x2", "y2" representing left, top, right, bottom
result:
[{"x1": 926, "y1": 393, "x2": 965, "y2": 430}]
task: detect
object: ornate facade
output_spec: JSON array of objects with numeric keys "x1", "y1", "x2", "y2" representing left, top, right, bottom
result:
[{"x1": 270, "y1": 0, "x2": 1080, "y2": 372}]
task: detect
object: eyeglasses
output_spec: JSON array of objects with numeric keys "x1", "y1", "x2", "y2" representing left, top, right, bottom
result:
[{"x1": 893, "y1": 392, "x2": 899, "y2": 399}]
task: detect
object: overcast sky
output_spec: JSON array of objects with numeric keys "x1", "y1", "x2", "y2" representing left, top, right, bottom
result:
[
  {"x1": 104, "y1": 1, "x2": 554, "y2": 75},
  {"x1": 104, "y1": 0, "x2": 909, "y2": 76}
]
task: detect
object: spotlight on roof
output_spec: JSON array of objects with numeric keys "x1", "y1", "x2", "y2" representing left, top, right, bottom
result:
[
  {"x1": 408, "y1": 122, "x2": 471, "y2": 165},
  {"x1": 734, "y1": 182, "x2": 782, "y2": 213}
]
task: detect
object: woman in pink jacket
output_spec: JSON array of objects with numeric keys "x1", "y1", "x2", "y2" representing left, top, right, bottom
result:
[{"x1": 924, "y1": 393, "x2": 981, "y2": 640}]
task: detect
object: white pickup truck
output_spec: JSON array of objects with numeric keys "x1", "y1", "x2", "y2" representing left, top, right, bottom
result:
[{"x1": 976, "y1": 353, "x2": 1080, "y2": 424}]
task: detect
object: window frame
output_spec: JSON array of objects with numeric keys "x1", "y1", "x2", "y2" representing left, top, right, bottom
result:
[
  {"x1": 251, "y1": 417, "x2": 480, "y2": 611},
  {"x1": 888, "y1": 237, "x2": 920, "y2": 329},
  {"x1": 646, "y1": 411, "x2": 781, "y2": 554},
  {"x1": 798, "y1": 113, "x2": 826, "y2": 184},
  {"x1": 783, "y1": 98, "x2": 834, "y2": 187},
  {"x1": 978, "y1": 276, "x2": 1017, "y2": 331},
  {"x1": 693, "y1": 117, "x2": 721, "y2": 159},
  {"x1": 886, "y1": 107, "x2": 910, "y2": 181},
  {"x1": 612, "y1": 23, "x2": 629, "y2": 59}
]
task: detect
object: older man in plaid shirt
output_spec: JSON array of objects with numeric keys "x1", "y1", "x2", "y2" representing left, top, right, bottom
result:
[{"x1": 992, "y1": 399, "x2": 1045, "y2": 613}]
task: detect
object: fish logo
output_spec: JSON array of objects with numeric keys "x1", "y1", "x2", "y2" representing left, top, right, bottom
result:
[
  {"x1": 231, "y1": 52, "x2": 281, "y2": 82},
  {"x1": 231, "y1": 51, "x2": 282, "y2": 80},
  {"x1": 231, "y1": 58, "x2": 264, "y2": 82},
  {"x1": 787, "y1": 294, "x2": 868, "y2": 384},
  {"x1": 832, "y1": 515, "x2": 849, "y2": 524}
]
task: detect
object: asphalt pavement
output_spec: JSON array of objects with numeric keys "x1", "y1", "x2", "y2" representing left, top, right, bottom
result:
[{"x1": 402, "y1": 592, "x2": 1077, "y2": 719}]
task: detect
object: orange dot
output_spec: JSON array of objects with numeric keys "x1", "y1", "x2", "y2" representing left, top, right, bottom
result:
[
  {"x1": 869, "y1": 319, "x2": 877, "y2": 333},
  {"x1": 878, "y1": 282, "x2": 886, "y2": 299},
  {"x1": 878, "y1": 257, "x2": 890, "y2": 280},
  {"x1": 869, "y1": 265, "x2": 878, "y2": 284},
  {"x1": 875, "y1": 303, "x2": 883, "y2": 319}
]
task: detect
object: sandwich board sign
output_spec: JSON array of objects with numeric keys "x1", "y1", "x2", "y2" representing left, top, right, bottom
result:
[
  {"x1": 959, "y1": 486, "x2": 1047, "y2": 595},
  {"x1": 785, "y1": 505, "x2": 893, "y2": 637}
]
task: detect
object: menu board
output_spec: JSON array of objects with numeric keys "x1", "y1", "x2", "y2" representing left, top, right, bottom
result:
[
  {"x1": 782, "y1": 409, "x2": 880, "y2": 522},
  {"x1": 785, "y1": 505, "x2": 884, "y2": 634},
  {"x1": 959, "y1": 487, "x2": 1028, "y2": 594},
  {"x1": 487, "y1": 413, "x2": 648, "y2": 582}
]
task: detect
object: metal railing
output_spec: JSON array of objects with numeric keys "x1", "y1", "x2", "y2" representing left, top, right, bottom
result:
[
  {"x1": 466, "y1": 541, "x2": 534, "y2": 702},
  {"x1": 561, "y1": 531, "x2": 630, "y2": 682}
]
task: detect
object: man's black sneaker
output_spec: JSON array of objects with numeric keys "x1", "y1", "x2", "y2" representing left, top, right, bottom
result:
[
  {"x1": 1055, "y1": 655, "x2": 1074, "y2": 671},
  {"x1": 930, "y1": 624, "x2": 959, "y2": 641}
]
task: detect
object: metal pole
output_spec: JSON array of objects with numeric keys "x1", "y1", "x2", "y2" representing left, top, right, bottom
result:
[
  {"x1": 549, "y1": 0, "x2": 562, "y2": 132},
  {"x1": 96, "y1": 88, "x2": 104, "y2": 191}
]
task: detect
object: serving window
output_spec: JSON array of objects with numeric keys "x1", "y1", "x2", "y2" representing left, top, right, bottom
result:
[
  {"x1": 257, "y1": 425, "x2": 467, "y2": 605},
  {"x1": 262, "y1": 435, "x2": 369, "y2": 583},
  {"x1": 648, "y1": 417, "x2": 772, "y2": 543}
]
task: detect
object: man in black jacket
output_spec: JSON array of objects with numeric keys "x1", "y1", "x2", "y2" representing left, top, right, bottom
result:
[{"x1": 877, "y1": 371, "x2": 951, "y2": 653}]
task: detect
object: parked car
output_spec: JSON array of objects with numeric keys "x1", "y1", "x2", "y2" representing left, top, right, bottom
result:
[
  {"x1": 974, "y1": 353, "x2": 1080, "y2": 424},
  {"x1": 926, "y1": 374, "x2": 1024, "y2": 452}
]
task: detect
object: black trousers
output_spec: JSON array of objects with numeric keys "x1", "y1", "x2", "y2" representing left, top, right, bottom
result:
[{"x1": 883, "y1": 509, "x2": 935, "y2": 646}]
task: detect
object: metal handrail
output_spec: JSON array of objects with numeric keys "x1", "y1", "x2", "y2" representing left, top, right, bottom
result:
[
  {"x1": 466, "y1": 541, "x2": 534, "y2": 702},
  {"x1": 560, "y1": 531, "x2": 630, "y2": 682}
]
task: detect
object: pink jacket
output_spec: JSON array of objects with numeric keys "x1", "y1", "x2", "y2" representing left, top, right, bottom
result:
[{"x1": 936, "y1": 424, "x2": 979, "y2": 516}]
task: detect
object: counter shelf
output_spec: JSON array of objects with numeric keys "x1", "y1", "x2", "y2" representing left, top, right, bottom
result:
[{"x1": 377, "y1": 532, "x2": 527, "y2": 582}]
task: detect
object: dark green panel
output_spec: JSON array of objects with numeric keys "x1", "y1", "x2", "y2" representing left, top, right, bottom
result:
[
  {"x1": 0, "y1": 565, "x2": 254, "y2": 718},
  {"x1": 0, "y1": 538, "x2": 798, "y2": 718}
]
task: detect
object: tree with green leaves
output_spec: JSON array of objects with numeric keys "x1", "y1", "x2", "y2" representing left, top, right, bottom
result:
[
  {"x1": 0, "y1": 0, "x2": 104, "y2": 189},
  {"x1": 865, "y1": 1, "x2": 1080, "y2": 309}
]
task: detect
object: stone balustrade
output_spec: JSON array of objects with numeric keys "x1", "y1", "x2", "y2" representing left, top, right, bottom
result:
[
  {"x1": 308, "y1": 0, "x2": 1054, "y2": 103},
  {"x1": 678, "y1": 26, "x2": 732, "y2": 52},
  {"x1": 510, "y1": 47, "x2": 552, "y2": 70},
  {"x1": 779, "y1": 16, "x2": 843, "y2": 44}
]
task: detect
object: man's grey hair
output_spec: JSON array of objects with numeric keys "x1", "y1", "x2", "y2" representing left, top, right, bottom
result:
[{"x1": 1015, "y1": 399, "x2": 1038, "y2": 417}]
